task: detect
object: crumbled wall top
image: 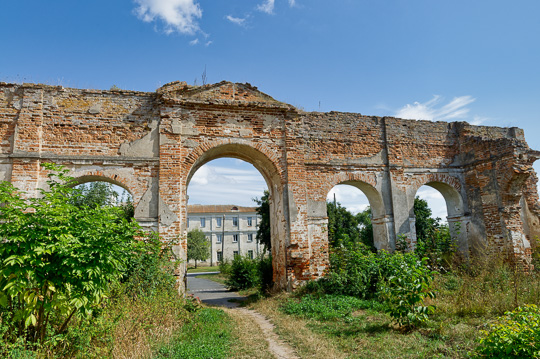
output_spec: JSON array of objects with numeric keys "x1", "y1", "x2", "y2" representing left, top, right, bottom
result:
[{"x1": 157, "y1": 80, "x2": 295, "y2": 110}]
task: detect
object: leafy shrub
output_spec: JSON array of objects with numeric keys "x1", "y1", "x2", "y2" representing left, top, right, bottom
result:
[
  {"x1": 224, "y1": 255, "x2": 273, "y2": 292},
  {"x1": 218, "y1": 260, "x2": 232, "y2": 276},
  {"x1": 258, "y1": 255, "x2": 273, "y2": 293},
  {"x1": 0, "y1": 163, "x2": 140, "y2": 346},
  {"x1": 316, "y1": 245, "x2": 437, "y2": 327},
  {"x1": 226, "y1": 255, "x2": 260, "y2": 291},
  {"x1": 319, "y1": 243, "x2": 380, "y2": 298},
  {"x1": 377, "y1": 254, "x2": 436, "y2": 327},
  {"x1": 473, "y1": 304, "x2": 540, "y2": 358},
  {"x1": 122, "y1": 233, "x2": 177, "y2": 299}
]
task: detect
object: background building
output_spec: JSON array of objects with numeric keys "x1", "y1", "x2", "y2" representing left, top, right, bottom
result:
[{"x1": 187, "y1": 204, "x2": 265, "y2": 266}]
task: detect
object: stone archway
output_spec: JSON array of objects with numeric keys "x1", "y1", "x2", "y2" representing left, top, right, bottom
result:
[
  {"x1": 185, "y1": 142, "x2": 289, "y2": 289},
  {"x1": 411, "y1": 176, "x2": 469, "y2": 255}
]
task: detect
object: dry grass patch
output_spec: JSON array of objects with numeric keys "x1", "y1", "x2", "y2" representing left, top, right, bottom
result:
[
  {"x1": 110, "y1": 291, "x2": 190, "y2": 359},
  {"x1": 224, "y1": 308, "x2": 276, "y2": 359},
  {"x1": 250, "y1": 293, "x2": 348, "y2": 359}
]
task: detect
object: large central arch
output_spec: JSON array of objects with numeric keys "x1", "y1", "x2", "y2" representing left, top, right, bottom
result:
[{"x1": 185, "y1": 142, "x2": 289, "y2": 288}]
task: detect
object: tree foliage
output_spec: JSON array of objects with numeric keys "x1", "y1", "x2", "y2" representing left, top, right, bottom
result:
[
  {"x1": 71, "y1": 181, "x2": 134, "y2": 220},
  {"x1": 327, "y1": 201, "x2": 361, "y2": 248},
  {"x1": 187, "y1": 229, "x2": 210, "y2": 268},
  {"x1": 0, "y1": 163, "x2": 140, "y2": 344},
  {"x1": 413, "y1": 197, "x2": 454, "y2": 267},
  {"x1": 253, "y1": 190, "x2": 271, "y2": 251}
]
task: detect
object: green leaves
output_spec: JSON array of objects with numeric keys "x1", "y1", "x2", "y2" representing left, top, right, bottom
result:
[
  {"x1": 378, "y1": 255, "x2": 436, "y2": 328},
  {"x1": 473, "y1": 304, "x2": 540, "y2": 358},
  {"x1": 187, "y1": 229, "x2": 210, "y2": 268},
  {"x1": 0, "y1": 163, "x2": 141, "y2": 343}
]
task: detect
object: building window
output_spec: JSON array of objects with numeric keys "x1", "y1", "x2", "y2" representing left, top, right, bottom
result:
[
  {"x1": 247, "y1": 217, "x2": 253, "y2": 226},
  {"x1": 247, "y1": 234, "x2": 253, "y2": 242},
  {"x1": 187, "y1": 218, "x2": 190, "y2": 228},
  {"x1": 233, "y1": 234, "x2": 239, "y2": 243},
  {"x1": 232, "y1": 217, "x2": 238, "y2": 227},
  {"x1": 217, "y1": 251, "x2": 223, "y2": 262},
  {"x1": 248, "y1": 250, "x2": 254, "y2": 259},
  {"x1": 216, "y1": 217, "x2": 222, "y2": 227},
  {"x1": 233, "y1": 250, "x2": 239, "y2": 257},
  {"x1": 216, "y1": 234, "x2": 222, "y2": 243},
  {"x1": 200, "y1": 217, "x2": 205, "y2": 227}
]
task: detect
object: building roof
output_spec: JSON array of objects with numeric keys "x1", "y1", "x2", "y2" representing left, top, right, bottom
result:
[{"x1": 188, "y1": 204, "x2": 258, "y2": 214}]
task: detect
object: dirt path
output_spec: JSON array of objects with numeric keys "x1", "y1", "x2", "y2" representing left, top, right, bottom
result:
[
  {"x1": 232, "y1": 307, "x2": 300, "y2": 359},
  {"x1": 187, "y1": 273, "x2": 299, "y2": 359}
]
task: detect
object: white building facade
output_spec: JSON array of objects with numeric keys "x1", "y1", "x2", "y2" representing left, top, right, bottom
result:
[{"x1": 187, "y1": 205, "x2": 266, "y2": 266}]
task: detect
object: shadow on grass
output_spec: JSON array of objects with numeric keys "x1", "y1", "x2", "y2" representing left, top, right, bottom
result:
[{"x1": 309, "y1": 318, "x2": 392, "y2": 338}]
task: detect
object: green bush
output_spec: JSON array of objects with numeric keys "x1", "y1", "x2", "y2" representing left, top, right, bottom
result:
[
  {"x1": 258, "y1": 255, "x2": 273, "y2": 292},
  {"x1": 122, "y1": 233, "x2": 177, "y2": 299},
  {"x1": 225, "y1": 255, "x2": 273, "y2": 292},
  {"x1": 0, "y1": 163, "x2": 140, "y2": 346},
  {"x1": 377, "y1": 254, "x2": 436, "y2": 327},
  {"x1": 473, "y1": 304, "x2": 540, "y2": 358},
  {"x1": 319, "y1": 243, "x2": 380, "y2": 298},
  {"x1": 226, "y1": 255, "x2": 260, "y2": 291},
  {"x1": 315, "y1": 245, "x2": 436, "y2": 327}
]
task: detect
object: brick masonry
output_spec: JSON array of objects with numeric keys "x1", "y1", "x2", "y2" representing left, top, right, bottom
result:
[{"x1": 1, "y1": 80, "x2": 539, "y2": 291}]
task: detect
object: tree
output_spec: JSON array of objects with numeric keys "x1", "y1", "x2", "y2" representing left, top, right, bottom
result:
[
  {"x1": 356, "y1": 206, "x2": 374, "y2": 249},
  {"x1": 187, "y1": 229, "x2": 210, "y2": 268},
  {"x1": 0, "y1": 163, "x2": 140, "y2": 344},
  {"x1": 413, "y1": 197, "x2": 453, "y2": 266},
  {"x1": 253, "y1": 190, "x2": 271, "y2": 251},
  {"x1": 327, "y1": 201, "x2": 362, "y2": 248},
  {"x1": 71, "y1": 182, "x2": 134, "y2": 219},
  {"x1": 70, "y1": 181, "x2": 118, "y2": 208}
]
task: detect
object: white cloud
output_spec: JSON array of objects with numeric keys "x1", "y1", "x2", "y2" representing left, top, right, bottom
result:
[
  {"x1": 257, "y1": 0, "x2": 275, "y2": 14},
  {"x1": 396, "y1": 95, "x2": 476, "y2": 122},
  {"x1": 205, "y1": 40, "x2": 213, "y2": 46},
  {"x1": 189, "y1": 38, "x2": 199, "y2": 45},
  {"x1": 188, "y1": 160, "x2": 268, "y2": 206},
  {"x1": 327, "y1": 184, "x2": 370, "y2": 214},
  {"x1": 471, "y1": 115, "x2": 488, "y2": 126},
  {"x1": 133, "y1": 0, "x2": 202, "y2": 35},
  {"x1": 288, "y1": 0, "x2": 296, "y2": 6},
  {"x1": 226, "y1": 15, "x2": 247, "y2": 27},
  {"x1": 416, "y1": 186, "x2": 448, "y2": 221}
]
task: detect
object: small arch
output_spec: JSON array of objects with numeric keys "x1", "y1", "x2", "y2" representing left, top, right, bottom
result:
[
  {"x1": 71, "y1": 175, "x2": 133, "y2": 196},
  {"x1": 325, "y1": 177, "x2": 389, "y2": 251},
  {"x1": 413, "y1": 180, "x2": 469, "y2": 255},
  {"x1": 423, "y1": 181, "x2": 464, "y2": 219}
]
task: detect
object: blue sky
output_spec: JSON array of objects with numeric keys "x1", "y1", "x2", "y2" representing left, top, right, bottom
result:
[{"x1": 1, "y1": 0, "x2": 539, "y2": 219}]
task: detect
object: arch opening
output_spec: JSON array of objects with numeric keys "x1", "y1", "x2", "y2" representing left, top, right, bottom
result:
[
  {"x1": 326, "y1": 181, "x2": 388, "y2": 251},
  {"x1": 185, "y1": 143, "x2": 286, "y2": 288},
  {"x1": 413, "y1": 182, "x2": 468, "y2": 257}
]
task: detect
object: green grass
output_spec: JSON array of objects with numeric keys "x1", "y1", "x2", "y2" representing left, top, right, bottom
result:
[
  {"x1": 198, "y1": 272, "x2": 228, "y2": 285},
  {"x1": 283, "y1": 294, "x2": 385, "y2": 321},
  {"x1": 187, "y1": 266, "x2": 220, "y2": 273},
  {"x1": 153, "y1": 308, "x2": 235, "y2": 359},
  {"x1": 273, "y1": 292, "x2": 480, "y2": 358}
]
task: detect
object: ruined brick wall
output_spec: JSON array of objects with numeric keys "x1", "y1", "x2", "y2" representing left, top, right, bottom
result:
[{"x1": 1, "y1": 80, "x2": 538, "y2": 290}]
